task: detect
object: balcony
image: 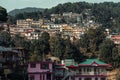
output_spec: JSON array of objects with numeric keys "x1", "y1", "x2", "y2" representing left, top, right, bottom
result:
[{"x1": 75, "y1": 71, "x2": 107, "y2": 77}]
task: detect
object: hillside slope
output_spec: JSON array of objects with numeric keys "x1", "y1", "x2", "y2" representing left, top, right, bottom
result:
[{"x1": 8, "y1": 7, "x2": 44, "y2": 16}]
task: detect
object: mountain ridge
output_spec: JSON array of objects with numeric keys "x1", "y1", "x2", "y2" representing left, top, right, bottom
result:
[{"x1": 8, "y1": 7, "x2": 45, "y2": 16}]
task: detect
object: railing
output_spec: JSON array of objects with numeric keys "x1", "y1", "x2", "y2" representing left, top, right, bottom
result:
[
  {"x1": 28, "y1": 68, "x2": 51, "y2": 73},
  {"x1": 76, "y1": 71, "x2": 107, "y2": 75},
  {"x1": 62, "y1": 71, "x2": 75, "y2": 80}
]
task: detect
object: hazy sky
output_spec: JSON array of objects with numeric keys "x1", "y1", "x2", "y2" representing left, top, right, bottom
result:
[{"x1": 0, "y1": 0, "x2": 120, "y2": 12}]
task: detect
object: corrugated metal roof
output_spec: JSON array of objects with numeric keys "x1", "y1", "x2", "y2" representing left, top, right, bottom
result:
[{"x1": 0, "y1": 46, "x2": 18, "y2": 53}]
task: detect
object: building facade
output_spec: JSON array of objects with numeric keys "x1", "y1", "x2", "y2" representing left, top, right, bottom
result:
[
  {"x1": 28, "y1": 61, "x2": 53, "y2": 80},
  {"x1": 27, "y1": 59, "x2": 111, "y2": 80},
  {"x1": 55, "y1": 59, "x2": 111, "y2": 80},
  {"x1": 76, "y1": 59, "x2": 110, "y2": 80},
  {"x1": 0, "y1": 46, "x2": 26, "y2": 80}
]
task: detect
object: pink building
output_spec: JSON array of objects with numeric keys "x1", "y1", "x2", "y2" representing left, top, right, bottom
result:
[{"x1": 28, "y1": 61, "x2": 53, "y2": 80}]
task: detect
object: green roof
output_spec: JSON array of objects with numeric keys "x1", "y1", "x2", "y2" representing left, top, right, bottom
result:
[
  {"x1": 80, "y1": 59, "x2": 107, "y2": 65},
  {"x1": 64, "y1": 59, "x2": 78, "y2": 66}
]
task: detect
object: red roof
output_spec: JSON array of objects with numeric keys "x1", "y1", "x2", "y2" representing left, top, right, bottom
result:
[
  {"x1": 67, "y1": 65, "x2": 78, "y2": 68},
  {"x1": 111, "y1": 35, "x2": 120, "y2": 39}
]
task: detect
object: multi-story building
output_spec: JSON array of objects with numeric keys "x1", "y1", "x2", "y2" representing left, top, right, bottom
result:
[
  {"x1": 17, "y1": 19, "x2": 44, "y2": 28},
  {"x1": 72, "y1": 27, "x2": 85, "y2": 39},
  {"x1": 9, "y1": 25, "x2": 38, "y2": 38},
  {"x1": 63, "y1": 12, "x2": 80, "y2": 24},
  {"x1": 17, "y1": 19, "x2": 32, "y2": 28},
  {"x1": 27, "y1": 59, "x2": 111, "y2": 80},
  {"x1": 28, "y1": 61, "x2": 53, "y2": 80},
  {"x1": 110, "y1": 35, "x2": 120, "y2": 45},
  {"x1": 0, "y1": 46, "x2": 26, "y2": 80},
  {"x1": 56, "y1": 59, "x2": 111, "y2": 80},
  {"x1": 50, "y1": 14, "x2": 62, "y2": 23},
  {"x1": 25, "y1": 31, "x2": 40, "y2": 40},
  {"x1": 76, "y1": 59, "x2": 111, "y2": 80}
]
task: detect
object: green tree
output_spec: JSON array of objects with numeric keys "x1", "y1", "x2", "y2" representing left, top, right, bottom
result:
[
  {"x1": 29, "y1": 52, "x2": 41, "y2": 62},
  {"x1": 40, "y1": 31, "x2": 50, "y2": 41},
  {"x1": 50, "y1": 34, "x2": 83, "y2": 62},
  {"x1": 112, "y1": 47, "x2": 120, "y2": 68},
  {"x1": 12, "y1": 34, "x2": 26, "y2": 47},
  {"x1": 80, "y1": 27, "x2": 106, "y2": 58},
  {"x1": 40, "y1": 32, "x2": 50, "y2": 54},
  {"x1": 64, "y1": 38, "x2": 83, "y2": 62},
  {"x1": 50, "y1": 34, "x2": 65, "y2": 59},
  {"x1": 64, "y1": 39, "x2": 73, "y2": 58},
  {"x1": 0, "y1": 31, "x2": 11, "y2": 47},
  {"x1": 0, "y1": 6, "x2": 7, "y2": 22},
  {"x1": 35, "y1": 32, "x2": 51, "y2": 60},
  {"x1": 99, "y1": 39, "x2": 114, "y2": 63},
  {"x1": 9, "y1": 11, "x2": 43, "y2": 24},
  {"x1": 99, "y1": 39, "x2": 120, "y2": 68}
]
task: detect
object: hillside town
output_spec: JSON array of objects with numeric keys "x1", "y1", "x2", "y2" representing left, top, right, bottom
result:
[
  {"x1": 8, "y1": 10, "x2": 97, "y2": 40},
  {"x1": 1, "y1": 12, "x2": 120, "y2": 80},
  {"x1": 2, "y1": 11, "x2": 120, "y2": 45},
  {"x1": 1, "y1": 1, "x2": 120, "y2": 80}
]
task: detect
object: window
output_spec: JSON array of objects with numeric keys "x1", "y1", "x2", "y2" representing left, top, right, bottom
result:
[
  {"x1": 40, "y1": 74, "x2": 41, "y2": 79},
  {"x1": 0, "y1": 63, "x2": 2, "y2": 67},
  {"x1": 87, "y1": 68, "x2": 91, "y2": 72},
  {"x1": 47, "y1": 73, "x2": 51, "y2": 80},
  {"x1": 41, "y1": 63, "x2": 49, "y2": 69},
  {"x1": 30, "y1": 75, "x2": 34, "y2": 80},
  {"x1": 101, "y1": 68, "x2": 105, "y2": 74},
  {"x1": 101, "y1": 78, "x2": 106, "y2": 80},
  {"x1": 79, "y1": 69, "x2": 81, "y2": 73},
  {"x1": 94, "y1": 68, "x2": 97, "y2": 74},
  {"x1": 30, "y1": 63, "x2": 36, "y2": 68},
  {"x1": 83, "y1": 67, "x2": 86, "y2": 72},
  {"x1": 95, "y1": 78, "x2": 98, "y2": 80},
  {"x1": 43, "y1": 75, "x2": 44, "y2": 80}
]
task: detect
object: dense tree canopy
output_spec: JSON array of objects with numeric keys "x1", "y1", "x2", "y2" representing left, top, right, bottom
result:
[
  {"x1": 50, "y1": 33, "x2": 83, "y2": 61},
  {"x1": 0, "y1": 31, "x2": 11, "y2": 47},
  {"x1": 79, "y1": 27, "x2": 106, "y2": 58},
  {"x1": 0, "y1": 6, "x2": 7, "y2": 22},
  {"x1": 99, "y1": 39, "x2": 120, "y2": 68},
  {"x1": 50, "y1": 34, "x2": 66, "y2": 59},
  {"x1": 8, "y1": 11, "x2": 43, "y2": 24}
]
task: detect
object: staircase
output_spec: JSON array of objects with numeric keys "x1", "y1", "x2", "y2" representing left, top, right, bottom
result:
[{"x1": 62, "y1": 71, "x2": 75, "y2": 80}]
